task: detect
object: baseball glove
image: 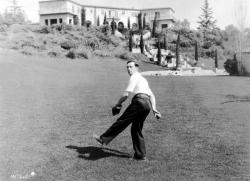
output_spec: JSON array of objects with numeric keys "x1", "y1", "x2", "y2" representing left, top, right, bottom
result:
[{"x1": 112, "y1": 105, "x2": 122, "y2": 116}]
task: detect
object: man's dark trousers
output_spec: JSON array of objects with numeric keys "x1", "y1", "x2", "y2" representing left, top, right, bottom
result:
[{"x1": 100, "y1": 95, "x2": 151, "y2": 158}]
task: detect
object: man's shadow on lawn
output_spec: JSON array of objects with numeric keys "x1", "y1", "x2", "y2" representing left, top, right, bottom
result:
[{"x1": 66, "y1": 145, "x2": 130, "y2": 161}]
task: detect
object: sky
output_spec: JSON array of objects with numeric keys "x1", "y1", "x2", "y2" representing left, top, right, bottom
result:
[{"x1": 0, "y1": 0, "x2": 250, "y2": 30}]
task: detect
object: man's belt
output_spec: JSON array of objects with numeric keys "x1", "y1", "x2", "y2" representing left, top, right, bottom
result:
[{"x1": 133, "y1": 93, "x2": 150, "y2": 100}]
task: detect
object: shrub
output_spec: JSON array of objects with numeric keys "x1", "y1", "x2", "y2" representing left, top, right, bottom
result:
[
  {"x1": 224, "y1": 55, "x2": 238, "y2": 75},
  {"x1": 66, "y1": 49, "x2": 76, "y2": 59},
  {"x1": 202, "y1": 41, "x2": 213, "y2": 49},
  {"x1": 94, "y1": 49, "x2": 113, "y2": 57},
  {"x1": 75, "y1": 47, "x2": 92, "y2": 59},
  {"x1": 20, "y1": 49, "x2": 32, "y2": 56},
  {"x1": 82, "y1": 37, "x2": 100, "y2": 50},
  {"x1": 132, "y1": 53, "x2": 148, "y2": 62},
  {"x1": 48, "y1": 51, "x2": 58, "y2": 57},
  {"x1": 35, "y1": 26, "x2": 51, "y2": 34},
  {"x1": 0, "y1": 24, "x2": 8, "y2": 32},
  {"x1": 61, "y1": 41, "x2": 77, "y2": 50},
  {"x1": 117, "y1": 52, "x2": 134, "y2": 60},
  {"x1": 112, "y1": 47, "x2": 133, "y2": 60}
]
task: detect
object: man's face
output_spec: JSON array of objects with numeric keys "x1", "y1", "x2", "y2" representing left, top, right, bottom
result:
[
  {"x1": 126, "y1": 62, "x2": 138, "y2": 76},
  {"x1": 132, "y1": 23, "x2": 138, "y2": 31}
]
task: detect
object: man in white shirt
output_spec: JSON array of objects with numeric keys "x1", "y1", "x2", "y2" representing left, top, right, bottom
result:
[{"x1": 94, "y1": 60, "x2": 161, "y2": 161}]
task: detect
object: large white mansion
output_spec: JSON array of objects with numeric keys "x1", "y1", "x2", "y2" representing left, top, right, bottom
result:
[{"x1": 39, "y1": 0, "x2": 175, "y2": 30}]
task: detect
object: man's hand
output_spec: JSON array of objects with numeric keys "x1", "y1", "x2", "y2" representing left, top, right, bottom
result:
[
  {"x1": 153, "y1": 110, "x2": 161, "y2": 120},
  {"x1": 112, "y1": 105, "x2": 122, "y2": 116}
]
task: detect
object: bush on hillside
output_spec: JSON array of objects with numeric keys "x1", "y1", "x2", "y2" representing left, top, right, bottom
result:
[
  {"x1": 20, "y1": 47, "x2": 33, "y2": 56},
  {"x1": 36, "y1": 26, "x2": 51, "y2": 34},
  {"x1": 61, "y1": 40, "x2": 77, "y2": 50},
  {"x1": 116, "y1": 51, "x2": 134, "y2": 60},
  {"x1": 224, "y1": 55, "x2": 238, "y2": 75},
  {"x1": 66, "y1": 49, "x2": 76, "y2": 59},
  {"x1": 132, "y1": 53, "x2": 149, "y2": 62},
  {"x1": 0, "y1": 24, "x2": 8, "y2": 32},
  {"x1": 82, "y1": 37, "x2": 100, "y2": 50},
  {"x1": 75, "y1": 47, "x2": 91, "y2": 59},
  {"x1": 94, "y1": 49, "x2": 113, "y2": 57}
]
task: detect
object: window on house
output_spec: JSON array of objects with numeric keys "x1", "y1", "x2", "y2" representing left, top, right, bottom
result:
[
  {"x1": 72, "y1": 5, "x2": 74, "y2": 13},
  {"x1": 101, "y1": 9, "x2": 104, "y2": 14},
  {"x1": 45, "y1": 19, "x2": 48, "y2": 25},
  {"x1": 59, "y1": 18, "x2": 63, "y2": 24},
  {"x1": 50, "y1": 19, "x2": 57, "y2": 25},
  {"x1": 69, "y1": 19, "x2": 72, "y2": 24},
  {"x1": 109, "y1": 10, "x2": 111, "y2": 17},
  {"x1": 122, "y1": 10, "x2": 125, "y2": 15},
  {"x1": 90, "y1": 9, "x2": 93, "y2": 13},
  {"x1": 162, "y1": 24, "x2": 168, "y2": 29}
]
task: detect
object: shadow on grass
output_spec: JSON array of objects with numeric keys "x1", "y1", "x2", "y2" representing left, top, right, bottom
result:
[{"x1": 66, "y1": 145, "x2": 130, "y2": 161}]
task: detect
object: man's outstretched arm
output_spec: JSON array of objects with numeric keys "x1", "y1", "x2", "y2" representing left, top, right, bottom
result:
[{"x1": 148, "y1": 89, "x2": 161, "y2": 119}]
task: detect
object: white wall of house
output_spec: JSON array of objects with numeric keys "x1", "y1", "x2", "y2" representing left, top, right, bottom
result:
[
  {"x1": 40, "y1": 14, "x2": 73, "y2": 25},
  {"x1": 84, "y1": 7, "x2": 95, "y2": 24},
  {"x1": 158, "y1": 19, "x2": 174, "y2": 29},
  {"x1": 141, "y1": 8, "x2": 175, "y2": 28},
  {"x1": 39, "y1": 0, "x2": 175, "y2": 29},
  {"x1": 39, "y1": 1, "x2": 68, "y2": 15},
  {"x1": 92, "y1": 8, "x2": 139, "y2": 27},
  {"x1": 40, "y1": 0, "x2": 82, "y2": 25}
]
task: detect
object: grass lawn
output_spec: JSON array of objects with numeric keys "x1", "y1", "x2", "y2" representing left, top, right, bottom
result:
[{"x1": 0, "y1": 50, "x2": 250, "y2": 180}]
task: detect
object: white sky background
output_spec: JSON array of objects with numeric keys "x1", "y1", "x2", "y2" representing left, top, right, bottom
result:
[{"x1": 0, "y1": 0, "x2": 249, "y2": 30}]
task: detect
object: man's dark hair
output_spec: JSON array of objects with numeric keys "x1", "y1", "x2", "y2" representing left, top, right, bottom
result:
[{"x1": 127, "y1": 60, "x2": 139, "y2": 67}]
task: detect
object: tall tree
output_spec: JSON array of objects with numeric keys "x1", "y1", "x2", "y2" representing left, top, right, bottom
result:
[
  {"x1": 129, "y1": 32, "x2": 133, "y2": 52},
  {"x1": 157, "y1": 39, "x2": 161, "y2": 65},
  {"x1": 103, "y1": 12, "x2": 107, "y2": 25},
  {"x1": 234, "y1": 0, "x2": 248, "y2": 75},
  {"x1": 138, "y1": 12, "x2": 142, "y2": 31},
  {"x1": 140, "y1": 33, "x2": 144, "y2": 54},
  {"x1": 195, "y1": 41, "x2": 199, "y2": 62},
  {"x1": 164, "y1": 33, "x2": 167, "y2": 50},
  {"x1": 97, "y1": 16, "x2": 100, "y2": 26},
  {"x1": 3, "y1": 0, "x2": 26, "y2": 24},
  {"x1": 3, "y1": 10, "x2": 25, "y2": 24},
  {"x1": 81, "y1": 8, "x2": 86, "y2": 26},
  {"x1": 143, "y1": 13, "x2": 146, "y2": 29},
  {"x1": 175, "y1": 32, "x2": 180, "y2": 69},
  {"x1": 0, "y1": 14, "x2": 3, "y2": 23},
  {"x1": 127, "y1": 17, "x2": 131, "y2": 30},
  {"x1": 111, "y1": 17, "x2": 115, "y2": 35},
  {"x1": 152, "y1": 12, "x2": 157, "y2": 37},
  {"x1": 197, "y1": 0, "x2": 217, "y2": 37},
  {"x1": 214, "y1": 49, "x2": 218, "y2": 68}
]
